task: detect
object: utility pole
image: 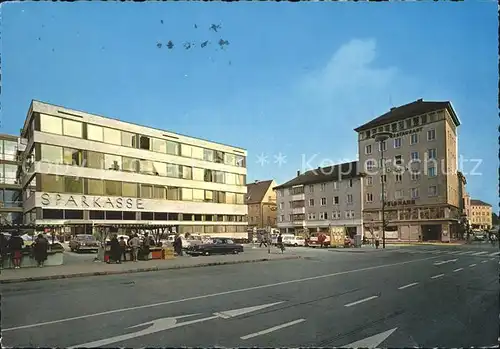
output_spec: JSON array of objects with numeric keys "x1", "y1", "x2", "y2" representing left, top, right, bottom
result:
[{"x1": 375, "y1": 132, "x2": 392, "y2": 249}]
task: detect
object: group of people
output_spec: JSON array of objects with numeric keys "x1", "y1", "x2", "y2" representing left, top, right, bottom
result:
[
  {"x1": 0, "y1": 232, "x2": 50, "y2": 269},
  {"x1": 107, "y1": 233, "x2": 148, "y2": 263}
]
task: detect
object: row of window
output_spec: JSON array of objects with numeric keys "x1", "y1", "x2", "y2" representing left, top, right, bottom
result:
[
  {"x1": 361, "y1": 112, "x2": 440, "y2": 140},
  {"x1": 279, "y1": 210, "x2": 356, "y2": 222},
  {"x1": 279, "y1": 195, "x2": 354, "y2": 209},
  {"x1": 365, "y1": 151, "x2": 438, "y2": 171},
  {"x1": 0, "y1": 139, "x2": 19, "y2": 161},
  {"x1": 0, "y1": 163, "x2": 20, "y2": 184},
  {"x1": 366, "y1": 186, "x2": 438, "y2": 202},
  {"x1": 276, "y1": 180, "x2": 355, "y2": 198},
  {"x1": 38, "y1": 113, "x2": 246, "y2": 167},
  {"x1": 365, "y1": 170, "x2": 435, "y2": 185},
  {"x1": 365, "y1": 129, "x2": 437, "y2": 154},
  {"x1": 0, "y1": 189, "x2": 22, "y2": 208},
  {"x1": 39, "y1": 174, "x2": 246, "y2": 204},
  {"x1": 38, "y1": 144, "x2": 246, "y2": 186}
]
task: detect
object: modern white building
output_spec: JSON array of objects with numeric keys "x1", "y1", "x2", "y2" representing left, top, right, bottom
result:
[{"x1": 20, "y1": 100, "x2": 248, "y2": 238}]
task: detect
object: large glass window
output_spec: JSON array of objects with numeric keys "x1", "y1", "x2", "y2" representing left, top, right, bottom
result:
[
  {"x1": 193, "y1": 168, "x2": 204, "y2": 181},
  {"x1": 63, "y1": 119, "x2": 83, "y2": 138},
  {"x1": 63, "y1": 148, "x2": 83, "y2": 166},
  {"x1": 103, "y1": 128, "x2": 121, "y2": 145},
  {"x1": 166, "y1": 186, "x2": 180, "y2": 200},
  {"x1": 87, "y1": 124, "x2": 104, "y2": 142},
  {"x1": 105, "y1": 180, "x2": 122, "y2": 196},
  {"x1": 85, "y1": 179, "x2": 104, "y2": 195},
  {"x1": 121, "y1": 132, "x2": 136, "y2": 147},
  {"x1": 154, "y1": 162, "x2": 167, "y2": 176},
  {"x1": 4, "y1": 189, "x2": 22, "y2": 208},
  {"x1": 4, "y1": 164, "x2": 18, "y2": 184},
  {"x1": 166, "y1": 163, "x2": 179, "y2": 178},
  {"x1": 65, "y1": 177, "x2": 83, "y2": 193},
  {"x1": 180, "y1": 166, "x2": 192, "y2": 180},
  {"x1": 140, "y1": 185, "x2": 153, "y2": 199},
  {"x1": 153, "y1": 186, "x2": 166, "y2": 199},
  {"x1": 224, "y1": 153, "x2": 236, "y2": 166},
  {"x1": 181, "y1": 144, "x2": 192, "y2": 157},
  {"x1": 181, "y1": 188, "x2": 193, "y2": 201},
  {"x1": 40, "y1": 114, "x2": 62, "y2": 134},
  {"x1": 122, "y1": 157, "x2": 138, "y2": 172},
  {"x1": 166, "y1": 141, "x2": 179, "y2": 156},
  {"x1": 40, "y1": 174, "x2": 64, "y2": 192},
  {"x1": 225, "y1": 173, "x2": 236, "y2": 185},
  {"x1": 214, "y1": 171, "x2": 225, "y2": 184},
  {"x1": 192, "y1": 189, "x2": 204, "y2": 202},
  {"x1": 226, "y1": 192, "x2": 236, "y2": 204},
  {"x1": 122, "y1": 182, "x2": 138, "y2": 197},
  {"x1": 3, "y1": 141, "x2": 18, "y2": 161},
  {"x1": 236, "y1": 193, "x2": 245, "y2": 204},
  {"x1": 152, "y1": 138, "x2": 167, "y2": 153},
  {"x1": 41, "y1": 144, "x2": 63, "y2": 164},
  {"x1": 203, "y1": 149, "x2": 214, "y2": 162},
  {"x1": 191, "y1": 146, "x2": 203, "y2": 160},
  {"x1": 86, "y1": 151, "x2": 104, "y2": 169},
  {"x1": 139, "y1": 160, "x2": 156, "y2": 175},
  {"x1": 104, "y1": 154, "x2": 121, "y2": 170}
]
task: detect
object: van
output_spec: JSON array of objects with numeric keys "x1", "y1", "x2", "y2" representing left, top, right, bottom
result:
[{"x1": 282, "y1": 234, "x2": 306, "y2": 247}]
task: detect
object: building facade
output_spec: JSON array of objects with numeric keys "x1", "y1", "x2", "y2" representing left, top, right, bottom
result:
[
  {"x1": 274, "y1": 161, "x2": 364, "y2": 237},
  {"x1": 20, "y1": 100, "x2": 248, "y2": 238},
  {"x1": 355, "y1": 99, "x2": 462, "y2": 242},
  {"x1": 0, "y1": 134, "x2": 23, "y2": 225},
  {"x1": 246, "y1": 180, "x2": 277, "y2": 230},
  {"x1": 469, "y1": 199, "x2": 492, "y2": 230}
]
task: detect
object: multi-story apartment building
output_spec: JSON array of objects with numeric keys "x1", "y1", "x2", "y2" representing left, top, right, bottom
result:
[
  {"x1": 469, "y1": 199, "x2": 492, "y2": 230},
  {"x1": 0, "y1": 134, "x2": 23, "y2": 225},
  {"x1": 464, "y1": 192, "x2": 472, "y2": 224},
  {"x1": 274, "y1": 161, "x2": 363, "y2": 237},
  {"x1": 355, "y1": 99, "x2": 461, "y2": 242},
  {"x1": 20, "y1": 100, "x2": 248, "y2": 238},
  {"x1": 246, "y1": 180, "x2": 277, "y2": 230}
]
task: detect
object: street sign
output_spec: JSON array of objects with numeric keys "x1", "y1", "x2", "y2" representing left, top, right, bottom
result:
[{"x1": 68, "y1": 301, "x2": 284, "y2": 348}]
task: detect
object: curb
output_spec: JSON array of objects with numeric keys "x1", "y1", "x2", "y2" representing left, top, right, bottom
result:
[{"x1": 0, "y1": 255, "x2": 302, "y2": 284}]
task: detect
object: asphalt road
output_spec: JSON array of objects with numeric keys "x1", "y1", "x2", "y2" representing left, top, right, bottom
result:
[{"x1": 2, "y1": 245, "x2": 498, "y2": 348}]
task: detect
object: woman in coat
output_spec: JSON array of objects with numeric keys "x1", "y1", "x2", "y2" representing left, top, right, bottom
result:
[
  {"x1": 33, "y1": 234, "x2": 49, "y2": 267},
  {"x1": 109, "y1": 235, "x2": 121, "y2": 264}
]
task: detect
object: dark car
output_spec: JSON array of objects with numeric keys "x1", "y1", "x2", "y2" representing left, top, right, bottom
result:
[
  {"x1": 187, "y1": 238, "x2": 244, "y2": 256},
  {"x1": 69, "y1": 234, "x2": 99, "y2": 253}
]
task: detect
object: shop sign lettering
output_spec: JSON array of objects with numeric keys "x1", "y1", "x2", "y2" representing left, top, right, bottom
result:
[
  {"x1": 386, "y1": 199, "x2": 416, "y2": 207},
  {"x1": 40, "y1": 193, "x2": 145, "y2": 210}
]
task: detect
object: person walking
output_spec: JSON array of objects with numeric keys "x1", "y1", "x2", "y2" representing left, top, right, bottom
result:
[
  {"x1": 108, "y1": 234, "x2": 121, "y2": 264},
  {"x1": 128, "y1": 234, "x2": 140, "y2": 262},
  {"x1": 174, "y1": 234, "x2": 183, "y2": 256},
  {"x1": 119, "y1": 236, "x2": 127, "y2": 262},
  {"x1": 142, "y1": 233, "x2": 151, "y2": 261},
  {"x1": 8, "y1": 232, "x2": 24, "y2": 269},
  {"x1": 0, "y1": 233, "x2": 8, "y2": 269},
  {"x1": 259, "y1": 232, "x2": 268, "y2": 248},
  {"x1": 33, "y1": 234, "x2": 49, "y2": 267}
]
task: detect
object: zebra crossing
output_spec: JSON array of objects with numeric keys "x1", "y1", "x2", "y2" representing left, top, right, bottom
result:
[{"x1": 396, "y1": 248, "x2": 500, "y2": 258}]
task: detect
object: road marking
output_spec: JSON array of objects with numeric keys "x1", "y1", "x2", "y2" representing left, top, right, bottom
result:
[
  {"x1": 490, "y1": 258, "x2": 496, "y2": 261},
  {"x1": 488, "y1": 252, "x2": 500, "y2": 257},
  {"x1": 453, "y1": 268, "x2": 463, "y2": 272},
  {"x1": 460, "y1": 251, "x2": 474, "y2": 255},
  {"x1": 3, "y1": 254, "x2": 443, "y2": 332},
  {"x1": 344, "y1": 295, "x2": 379, "y2": 307},
  {"x1": 431, "y1": 274, "x2": 445, "y2": 279},
  {"x1": 472, "y1": 251, "x2": 487, "y2": 256},
  {"x1": 398, "y1": 282, "x2": 419, "y2": 290},
  {"x1": 469, "y1": 264, "x2": 477, "y2": 268},
  {"x1": 240, "y1": 319, "x2": 306, "y2": 340},
  {"x1": 433, "y1": 259, "x2": 458, "y2": 266},
  {"x1": 481, "y1": 260, "x2": 488, "y2": 263},
  {"x1": 344, "y1": 328, "x2": 398, "y2": 348}
]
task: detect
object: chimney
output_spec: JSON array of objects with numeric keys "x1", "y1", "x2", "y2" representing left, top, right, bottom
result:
[{"x1": 297, "y1": 170, "x2": 300, "y2": 177}]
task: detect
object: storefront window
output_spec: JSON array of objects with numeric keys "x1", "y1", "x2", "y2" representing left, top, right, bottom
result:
[
  {"x1": 105, "y1": 180, "x2": 122, "y2": 196},
  {"x1": 121, "y1": 132, "x2": 136, "y2": 148},
  {"x1": 166, "y1": 141, "x2": 179, "y2": 155},
  {"x1": 62, "y1": 119, "x2": 83, "y2": 138},
  {"x1": 140, "y1": 185, "x2": 153, "y2": 199},
  {"x1": 167, "y1": 186, "x2": 180, "y2": 200},
  {"x1": 40, "y1": 114, "x2": 63, "y2": 134},
  {"x1": 3, "y1": 141, "x2": 18, "y2": 161},
  {"x1": 104, "y1": 154, "x2": 121, "y2": 170},
  {"x1": 40, "y1": 174, "x2": 64, "y2": 193},
  {"x1": 85, "y1": 179, "x2": 104, "y2": 195},
  {"x1": 192, "y1": 189, "x2": 204, "y2": 202},
  {"x1": 122, "y1": 182, "x2": 138, "y2": 197},
  {"x1": 103, "y1": 127, "x2": 121, "y2": 145},
  {"x1": 152, "y1": 138, "x2": 167, "y2": 153},
  {"x1": 86, "y1": 151, "x2": 104, "y2": 169},
  {"x1": 87, "y1": 124, "x2": 104, "y2": 142},
  {"x1": 65, "y1": 177, "x2": 83, "y2": 193},
  {"x1": 4, "y1": 164, "x2": 18, "y2": 184},
  {"x1": 41, "y1": 144, "x2": 63, "y2": 164},
  {"x1": 63, "y1": 148, "x2": 83, "y2": 166}
]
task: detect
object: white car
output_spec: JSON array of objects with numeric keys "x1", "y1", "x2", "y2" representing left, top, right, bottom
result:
[{"x1": 283, "y1": 235, "x2": 306, "y2": 247}]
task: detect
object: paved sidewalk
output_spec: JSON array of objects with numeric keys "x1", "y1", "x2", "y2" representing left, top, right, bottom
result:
[{"x1": 0, "y1": 249, "x2": 301, "y2": 284}]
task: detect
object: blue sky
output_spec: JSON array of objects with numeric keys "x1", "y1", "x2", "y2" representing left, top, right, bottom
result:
[{"x1": 2, "y1": 2, "x2": 498, "y2": 211}]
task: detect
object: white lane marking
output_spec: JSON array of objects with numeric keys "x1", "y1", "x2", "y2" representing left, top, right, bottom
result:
[
  {"x1": 240, "y1": 319, "x2": 306, "y2": 340},
  {"x1": 460, "y1": 251, "x2": 475, "y2": 255},
  {"x1": 453, "y1": 268, "x2": 463, "y2": 272},
  {"x1": 398, "y1": 282, "x2": 419, "y2": 290},
  {"x1": 472, "y1": 251, "x2": 488, "y2": 256},
  {"x1": 449, "y1": 251, "x2": 462, "y2": 255},
  {"x1": 344, "y1": 327, "x2": 398, "y2": 348},
  {"x1": 344, "y1": 295, "x2": 379, "y2": 307},
  {"x1": 431, "y1": 274, "x2": 445, "y2": 279},
  {"x1": 488, "y1": 251, "x2": 500, "y2": 257},
  {"x1": 481, "y1": 260, "x2": 488, "y2": 263},
  {"x1": 3, "y1": 254, "x2": 443, "y2": 332},
  {"x1": 491, "y1": 258, "x2": 496, "y2": 261},
  {"x1": 469, "y1": 264, "x2": 477, "y2": 268},
  {"x1": 433, "y1": 259, "x2": 458, "y2": 266}
]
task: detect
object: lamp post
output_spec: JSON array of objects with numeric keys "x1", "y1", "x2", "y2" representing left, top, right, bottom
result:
[{"x1": 374, "y1": 131, "x2": 392, "y2": 249}]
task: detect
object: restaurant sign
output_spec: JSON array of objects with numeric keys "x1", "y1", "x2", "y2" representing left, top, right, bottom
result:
[
  {"x1": 40, "y1": 193, "x2": 145, "y2": 210},
  {"x1": 372, "y1": 127, "x2": 423, "y2": 139},
  {"x1": 386, "y1": 199, "x2": 416, "y2": 207}
]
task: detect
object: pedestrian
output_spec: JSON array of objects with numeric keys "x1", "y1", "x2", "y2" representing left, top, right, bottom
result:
[
  {"x1": 142, "y1": 233, "x2": 151, "y2": 261},
  {"x1": 108, "y1": 234, "x2": 121, "y2": 264},
  {"x1": 174, "y1": 234, "x2": 183, "y2": 256},
  {"x1": 0, "y1": 233, "x2": 8, "y2": 269},
  {"x1": 119, "y1": 236, "x2": 127, "y2": 262},
  {"x1": 33, "y1": 234, "x2": 49, "y2": 267},
  {"x1": 128, "y1": 234, "x2": 140, "y2": 262},
  {"x1": 8, "y1": 232, "x2": 24, "y2": 269},
  {"x1": 259, "y1": 233, "x2": 267, "y2": 248}
]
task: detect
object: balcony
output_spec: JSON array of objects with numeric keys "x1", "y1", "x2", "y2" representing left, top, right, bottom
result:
[
  {"x1": 292, "y1": 193, "x2": 305, "y2": 201},
  {"x1": 292, "y1": 207, "x2": 305, "y2": 214},
  {"x1": 293, "y1": 220, "x2": 305, "y2": 226}
]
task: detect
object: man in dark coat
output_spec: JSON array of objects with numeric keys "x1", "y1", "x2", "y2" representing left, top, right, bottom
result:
[
  {"x1": 8, "y1": 232, "x2": 24, "y2": 269},
  {"x1": 33, "y1": 234, "x2": 49, "y2": 267},
  {"x1": 109, "y1": 234, "x2": 121, "y2": 264}
]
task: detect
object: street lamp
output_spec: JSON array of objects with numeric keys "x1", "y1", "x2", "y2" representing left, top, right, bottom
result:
[{"x1": 374, "y1": 131, "x2": 392, "y2": 249}]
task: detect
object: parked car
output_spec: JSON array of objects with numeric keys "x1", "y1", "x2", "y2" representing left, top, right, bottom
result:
[
  {"x1": 69, "y1": 234, "x2": 100, "y2": 253},
  {"x1": 283, "y1": 235, "x2": 306, "y2": 247},
  {"x1": 186, "y1": 238, "x2": 244, "y2": 256}
]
